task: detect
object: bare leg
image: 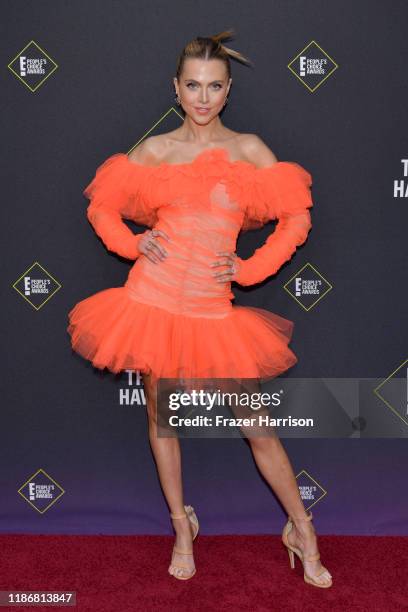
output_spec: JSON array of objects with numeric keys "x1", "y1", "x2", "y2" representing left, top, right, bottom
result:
[
  {"x1": 143, "y1": 372, "x2": 195, "y2": 578},
  {"x1": 247, "y1": 434, "x2": 332, "y2": 585}
]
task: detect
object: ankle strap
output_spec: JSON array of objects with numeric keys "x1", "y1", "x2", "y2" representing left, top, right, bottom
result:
[
  {"x1": 289, "y1": 510, "x2": 313, "y2": 522},
  {"x1": 173, "y1": 546, "x2": 193, "y2": 555},
  {"x1": 170, "y1": 511, "x2": 187, "y2": 520}
]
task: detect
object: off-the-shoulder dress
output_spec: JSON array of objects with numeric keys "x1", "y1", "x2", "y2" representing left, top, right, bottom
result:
[{"x1": 67, "y1": 147, "x2": 313, "y2": 384}]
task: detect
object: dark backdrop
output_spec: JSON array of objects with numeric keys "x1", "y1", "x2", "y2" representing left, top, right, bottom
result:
[{"x1": 1, "y1": 0, "x2": 407, "y2": 535}]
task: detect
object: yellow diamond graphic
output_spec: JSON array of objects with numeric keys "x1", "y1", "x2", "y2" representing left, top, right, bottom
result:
[
  {"x1": 8, "y1": 40, "x2": 58, "y2": 92},
  {"x1": 12, "y1": 261, "x2": 62, "y2": 310},
  {"x1": 284, "y1": 262, "x2": 333, "y2": 311},
  {"x1": 374, "y1": 359, "x2": 408, "y2": 427},
  {"x1": 296, "y1": 469, "x2": 327, "y2": 511},
  {"x1": 288, "y1": 40, "x2": 338, "y2": 92},
  {"x1": 18, "y1": 468, "x2": 65, "y2": 514}
]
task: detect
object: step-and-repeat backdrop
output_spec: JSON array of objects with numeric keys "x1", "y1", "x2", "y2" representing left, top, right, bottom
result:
[{"x1": 2, "y1": 0, "x2": 407, "y2": 535}]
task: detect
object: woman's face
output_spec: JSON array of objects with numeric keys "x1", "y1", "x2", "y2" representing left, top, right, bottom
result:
[{"x1": 174, "y1": 58, "x2": 232, "y2": 123}]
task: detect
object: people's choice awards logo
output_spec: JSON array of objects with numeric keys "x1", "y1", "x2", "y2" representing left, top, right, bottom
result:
[
  {"x1": 288, "y1": 40, "x2": 338, "y2": 92},
  {"x1": 7, "y1": 40, "x2": 58, "y2": 92},
  {"x1": 13, "y1": 262, "x2": 62, "y2": 310},
  {"x1": 296, "y1": 470, "x2": 327, "y2": 511},
  {"x1": 284, "y1": 263, "x2": 333, "y2": 311},
  {"x1": 18, "y1": 469, "x2": 65, "y2": 513}
]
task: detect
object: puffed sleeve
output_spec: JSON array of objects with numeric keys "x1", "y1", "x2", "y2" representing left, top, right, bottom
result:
[
  {"x1": 234, "y1": 161, "x2": 313, "y2": 286},
  {"x1": 83, "y1": 153, "x2": 155, "y2": 260}
]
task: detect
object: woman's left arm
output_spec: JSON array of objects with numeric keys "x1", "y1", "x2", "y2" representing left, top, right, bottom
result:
[
  {"x1": 233, "y1": 158, "x2": 314, "y2": 287},
  {"x1": 233, "y1": 204, "x2": 312, "y2": 286}
]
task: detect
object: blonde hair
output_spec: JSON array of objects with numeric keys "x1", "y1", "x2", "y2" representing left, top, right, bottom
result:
[{"x1": 175, "y1": 29, "x2": 252, "y2": 80}]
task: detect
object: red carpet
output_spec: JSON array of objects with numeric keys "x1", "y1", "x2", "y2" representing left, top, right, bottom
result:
[{"x1": 1, "y1": 534, "x2": 407, "y2": 611}]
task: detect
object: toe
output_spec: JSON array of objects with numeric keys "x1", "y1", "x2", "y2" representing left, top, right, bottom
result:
[{"x1": 320, "y1": 570, "x2": 332, "y2": 584}]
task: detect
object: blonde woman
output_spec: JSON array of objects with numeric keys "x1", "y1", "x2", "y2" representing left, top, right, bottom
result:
[{"x1": 67, "y1": 30, "x2": 332, "y2": 587}]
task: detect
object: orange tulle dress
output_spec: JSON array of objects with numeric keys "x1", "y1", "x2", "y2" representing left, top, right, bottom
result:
[{"x1": 67, "y1": 147, "x2": 313, "y2": 385}]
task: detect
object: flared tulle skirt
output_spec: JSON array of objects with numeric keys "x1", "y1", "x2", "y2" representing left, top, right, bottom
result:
[{"x1": 66, "y1": 286, "x2": 298, "y2": 384}]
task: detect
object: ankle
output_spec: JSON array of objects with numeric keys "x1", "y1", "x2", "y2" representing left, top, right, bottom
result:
[
  {"x1": 289, "y1": 510, "x2": 312, "y2": 528},
  {"x1": 291, "y1": 518, "x2": 316, "y2": 538},
  {"x1": 296, "y1": 525, "x2": 316, "y2": 544},
  {"x1": 172, "y1": 516, "x2": 192, "y2": 534}
]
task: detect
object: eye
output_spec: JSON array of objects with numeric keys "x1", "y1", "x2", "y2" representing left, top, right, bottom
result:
[{"x1": 186, "y1": 83, "x2": 223, "y2": 89}]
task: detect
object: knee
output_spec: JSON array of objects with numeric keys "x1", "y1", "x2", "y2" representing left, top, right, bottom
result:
[{"x1": 248, "y1": 434, "x2": 276, "y2": 452}]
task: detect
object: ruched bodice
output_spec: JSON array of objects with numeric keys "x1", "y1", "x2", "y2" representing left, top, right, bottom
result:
[
  {"x1": 126, "y1": 208, "x2": 238, "y2": 317},
  {"x1": 125, "y1": 152, "x2": 248, "y2": 317}
]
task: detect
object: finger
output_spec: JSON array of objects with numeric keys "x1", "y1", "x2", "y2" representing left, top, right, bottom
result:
[
  {"x1": 210, "y1": 259, "x2": 230, "y2": 268},
  {"x1": 150, "y1": 234, "x2": 168, "y2": 257},
  {"x1": 212, "y1": 254, "x2": 234, "y2": 266},
  {"x1": 144, "y1": 236, "x2": 167, "y2": 258},
  {"x1": 215, "y1": 274, "x2": 233, "y2": 283},
  {"x1": 147, "y1": 253, "x2": 160, "y2": 264},
  {"x1": 151, "y1": 243, "x2": 167, "y2": 259},
  {"x1": 153, "y1": 229, "x2": 171, "y2": 242},
  {"x1": 213, "y1": 270, "x2": 233, "y2": 280},
  {"x1": 214, "y1": 253, "x2": 233, "y2": 262},
  {"x1": 212, "y1": 270, "x2": 226, "y2": 278},
  {"x1": 213, "y1": 261, "x2": 234, "y2": 275}
]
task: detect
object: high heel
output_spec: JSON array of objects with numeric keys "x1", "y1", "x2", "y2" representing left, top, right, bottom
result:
[
  {"x1": 281, "y1": 510, "x2": 333, "y2": 588},
  {"x1": 168, "y1": 505, "x2": 199, "y2": 580}
]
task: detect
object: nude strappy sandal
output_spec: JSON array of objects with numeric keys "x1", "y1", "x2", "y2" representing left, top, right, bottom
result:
[
  {"x1": 281, "y1": 510, "x2": 333, "y2": 588},
  {"x1": 168, "y1": 505, "x2": 199, "y2": 580}
]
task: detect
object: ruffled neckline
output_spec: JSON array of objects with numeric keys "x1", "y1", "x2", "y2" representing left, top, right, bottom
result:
[
  {"x1": 120, "y1": 146, "x2": 296, "y2": 174},
  {"x1": 123, "y1": 147, "x2": 254, "y2": 170},
  {"x1": 104, "y1": 147, "x2": 311, "y2": 189}
]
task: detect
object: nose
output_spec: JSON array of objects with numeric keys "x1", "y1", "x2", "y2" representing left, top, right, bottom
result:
[{"x1": 199, "y1": 90, "x2": 209, "y2": 104}]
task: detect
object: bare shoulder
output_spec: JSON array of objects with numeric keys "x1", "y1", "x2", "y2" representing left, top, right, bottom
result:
[
  {"x1": 240, "y1": 133, "x2": 278, "y2": 168},
  {"x1": 127, "y1": 135, "x2": 167, "y2": 166}
]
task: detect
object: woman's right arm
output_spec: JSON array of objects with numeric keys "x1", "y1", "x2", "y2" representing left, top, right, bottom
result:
[{"x1": 84, "y1": 153, "x2": 148, "y2": 260}]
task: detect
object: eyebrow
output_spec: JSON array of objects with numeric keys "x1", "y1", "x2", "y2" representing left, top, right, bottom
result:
[{"x1": 183, "y1": 79, "x2": 224, "y2": 84}]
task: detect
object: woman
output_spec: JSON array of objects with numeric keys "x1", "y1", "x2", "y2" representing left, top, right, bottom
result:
[{"x1": 67, "y1": 30, "x2": 332, "y2": 587}]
